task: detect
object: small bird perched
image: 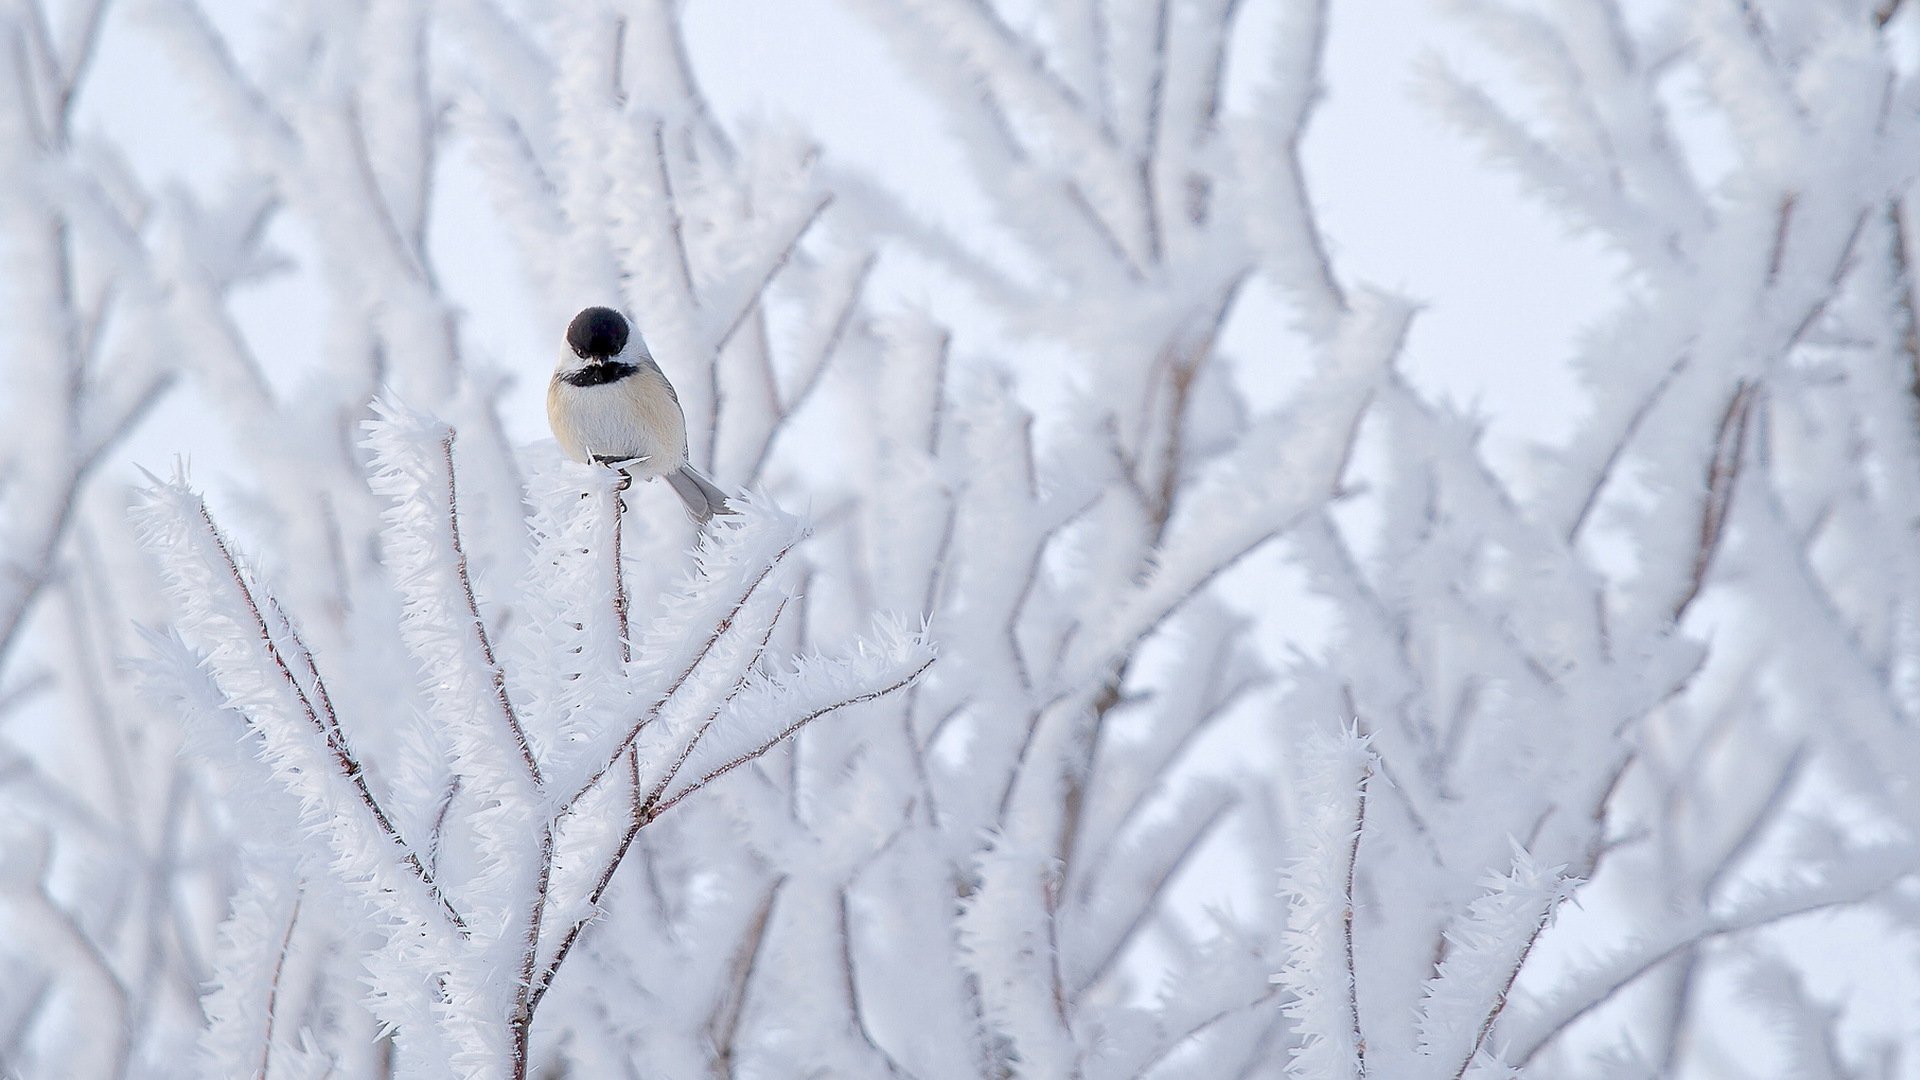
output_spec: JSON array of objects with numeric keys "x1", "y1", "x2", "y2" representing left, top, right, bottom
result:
[{"x1": 548, "y1": 306, "x2": 731, "y2": 523}]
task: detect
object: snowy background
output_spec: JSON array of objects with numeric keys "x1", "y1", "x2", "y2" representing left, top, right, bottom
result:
[{"x1": 4, "y1": 0, "x2": 1920, "y2": 1077}]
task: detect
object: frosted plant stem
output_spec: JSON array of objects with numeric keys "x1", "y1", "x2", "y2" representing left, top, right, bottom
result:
[
  {"x1": 267, "y1": 597, "x2": 344, "y2": 757},
  {"x1": 710, "y1": 878, "x2": 783, "y2": 1070},
  {"x1": 508, "y1": 826, "x2": 556, "y2": 1080},
  {"x1": 641, "y1": 599, "x2": 788, "y2": 808},
  {"x1": 0, "y1": 371, "x2": 173, "y2": 674},
  {"x1": 527, "y1": 654, "x2": 931, "y2": 1017},
  {"x1": 1070, "y1": 793, "x2": 1238, "y2": 999},
  {"x1": 611, "y1": 469, "x2": 631, "y2": 664},
  {"x1": 649, "y1": 119, "x2": 696, "y2": 306},
  {"x1": 22, "y1": 879, "x2": 131, "y2": 1075},
  {"x1": 1510, "y1": 847, "x2": 1920, "y2": 1066},
  {"x1": 426, "y1": 777, "x2": 461, "y2": 878},
  {"x1": 740, "y1": 252, "x2": 876, "y2": 484},
  {"x1": 196, "y1": 504, "x2": 468, "y2": 935},
  {"x1": 559, "y1": 540, "x2": 798, "y2": 814},
  {"x1": 647, "y1": 657, "x2": 934, "y2": 820},
  {"x1": 1453, "y1": 895, "x2": 1550, "y2": 1080},
  {"x1": 1347, "y1": 768, "x2": 1370, "y2": 1077},
  {"x1": 442, "y1": 432, "x2": 545, "y2": 788},
  {"x1": 1563, "y1": 357, "x2": 1685, "y2": 542},
  {"x1": 1673, "y1": 382, "x2": 1757, "y2": 619},
  {"x1": 1889, "y1": 200, "x2": 1920, "y2": 379},
  {"x1": 709, "y1": 194, "x2": 834, "y2": 358},
  {"x1": 837, "y1": 885, "x2": 910, "y2": 1074},
  {"x1": 258, "y1": 890, "x2": 301, "y2": 1080},
  {"x1": 1132, "y1": 988, "x2": 1286, "y2": 1077}
]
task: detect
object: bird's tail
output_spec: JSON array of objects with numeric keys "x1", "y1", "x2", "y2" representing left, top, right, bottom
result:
[{"x1": 665, "y1": 463, "x2": 734, "y2": 524}]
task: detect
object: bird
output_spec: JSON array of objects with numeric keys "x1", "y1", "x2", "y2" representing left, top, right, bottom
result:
[{"x1": 547, "y1": 306, "x2": 732, "y2": 523}]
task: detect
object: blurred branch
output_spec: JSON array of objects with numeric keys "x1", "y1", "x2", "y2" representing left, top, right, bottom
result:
[
  {"x1": 258, "y1": 890, "x2": 301, "y2": 1080},
  {"x1": 1511, "y1": 845, "x2": 1920, "y2": 1065},
  {"x1": 1673, "y1": 381, "x2": 1758, "y2": 620},
  {"x1": 0, "y1": 370, "x2": 174, "y2": 675}
]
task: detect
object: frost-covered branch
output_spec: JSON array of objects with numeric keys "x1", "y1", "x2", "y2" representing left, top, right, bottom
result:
[
  {"x1": 1506, "y1": 843, "x2": 1920, "y2": 1065},
  {"x1": 1273, "y1": 727, "x2": 1372, "y2": 1080},
  {"x1": 11, "y1": 0, "x2": 1920, "y2": 1074},
  {"x1": 137, "y1": 406, "x2": 928, "y2": 1076},
  {"x1": 134, "y1": 476, "x2": 468, "y2": 937}
]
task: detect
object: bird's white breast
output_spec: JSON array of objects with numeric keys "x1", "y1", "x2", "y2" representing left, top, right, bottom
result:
[{"x1": 547, "y1": 363, "x2": 689, "y2": 478}]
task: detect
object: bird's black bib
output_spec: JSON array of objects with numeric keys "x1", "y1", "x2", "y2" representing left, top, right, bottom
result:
[{"x1": 560, "y1": 361, "x2": 639, "y2": 388}]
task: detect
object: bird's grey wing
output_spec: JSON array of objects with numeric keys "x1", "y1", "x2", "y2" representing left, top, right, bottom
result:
[
  {"x1": 664, "y1": 464, "x2": 733, "y2": 524},
  {"x1": 641, "y1": 358, "x2": 680, "y2": 405}
]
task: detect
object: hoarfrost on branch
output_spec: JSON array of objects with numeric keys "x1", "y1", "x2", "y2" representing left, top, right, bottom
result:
[{"x1": 2, "y1": 0, "x2": 1918, "y2": 1076}]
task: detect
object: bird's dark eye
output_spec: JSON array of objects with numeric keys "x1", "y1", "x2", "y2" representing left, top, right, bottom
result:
[{"x1": 566, "y1": 306, "x2": 630, "y2": 360}]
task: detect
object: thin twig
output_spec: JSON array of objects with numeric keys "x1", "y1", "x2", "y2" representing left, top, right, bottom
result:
[
  {"x1": 1063, "y1": 179, "x2": 1145, "y2": 281},
  {"x1": 1765, "y1": 193, "x2": 1797, "y2": 285},
  {"x1": 268, "y1": 597, "x2": 344, "y2": 754},
  {"x1": 59, "y1": 566, "x2": 134, "y2": 827},
  {"x1": 53, "y1": 0, "x2": 112, "y2": 131},
  {"x1": 1889, "y1": 201, "x2": 1920, "y2": 413},
  {"x1": 442, "y1": 432, "x2": 544, "y2": 787},
  {"x1": 709, "y1": 194, "x2": 833, "y2": 358},
  {"x1": 1087, "y1": 0, "x2": 1113, "y2": 126},
  {"x1": 648, "y1": 657, "x2": 935, "y2": 821},
  {"x1": 652, "y1": 0, "x2": 732, "y2": 162},
  {"x1": 955, "y1": 0, "x2": 1117, "y2": 144},
  {"x1": 1070, "y1": 791, "x2": 1236, "y2": 1000},
  {"x1": 406, "y1": 16, "x2": 435, "y2": 257},
  {"x1": 259, "y1": 890, "x2": 303, "y2": 1080},
  {"x1": 1197, "y1": 0, "x2": 1251, "y2": 134},
  {"x1": 529, "y1": 596, "x2": 799, "y2": 1013},
  {"x1": 23, "y1": 878, "x2": 132, "y2": 1075},
  {"x1": 507, "y1": 826, "x2": 557, "y2": 1080},
  {"x1": 1138, "y1": 0, "x2": 1171, "y2": 266},
  {"x1": 1512, "y1": 846, "x2": 1920, "y2": 1065},
  {"x1": 1673, "y1": 382, "x2": 1757, "y2": 620},
  {"x1": 641, "y1": 598, "x2": 788, "y2": 809},
  {"x1": 1699, "y1": 745, "x2": 1805, "y2": 903},
  {"x1": 1452, "y1": 907, "x2": 1547, "y2": 1080},
  {"x1": 1129, "y1": 988, "x2": 1281, "y2": 1079},
  {"x1": 1564, "y1": 356, "x2": 1686, "y2": 542},
  {"x1": 610, "y1": 17, "x2": 628, "y2": 107},
  {"x1": 1348, "y1": 767, "x2": 1371, "y2": 1076},
  {"x1": 560, "y1": 540, "x2": 797, "y2": 815},
  {"x1": 425, "y1": 776, "x2": 461, "y2": 878},
  {"x1": 611, "y1": 470, "x2": 632, "y2": 663},
  {"x1": 0, "y1": 371, "x2": 174, "y2": 673},
  {"x1": 531, "y1": 652, "x2": 928, "y2": 1015},
  {"x1": 1280, "y1": 0, "x2": 1346, "y2": 324},
  {"x1": 1044, "y1": 862, "x2": 1069, "y2": 1030},
  {"x1": 343, "y1": 97, "x2": 429, "y2": 283},
  {"x1": 836, "y1": 886, "x2": 912, "y2": 1077},
  {"x1": 742, "y1": 252, "x2": 876, "y2": 484},
  {"x1": 196, "y1": 503, "x2": 466, "y2": 933},
  {"x1": 1081, "y1": 660, "x2": 1265, "y2": 896},
  {"x1": 653, "y1": 120, "x2": 696, "y2": 308},
  {"x1": 710, "y1": 878, "x2": 783, "y2": 1074},
  {"x1": 160, "y1": 0, "x2": 299, "y2": 148}
]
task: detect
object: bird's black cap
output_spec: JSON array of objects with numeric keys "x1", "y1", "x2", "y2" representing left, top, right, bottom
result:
[{"x1": 567, "y1": 307, "x2": 630, "y2": 360}]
